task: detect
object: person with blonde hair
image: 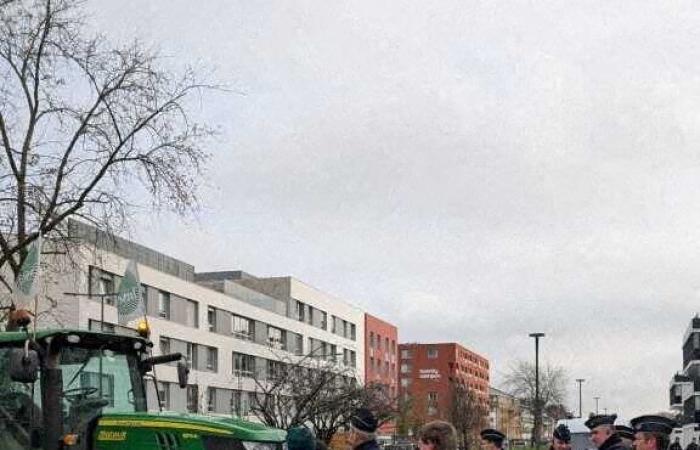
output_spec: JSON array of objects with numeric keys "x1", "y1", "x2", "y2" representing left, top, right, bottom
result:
[{"x1": 419, "y1": 421, "x2": 458, "y2": 450}]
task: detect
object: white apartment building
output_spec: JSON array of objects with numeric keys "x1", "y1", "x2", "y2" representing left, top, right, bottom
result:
[{"x1": 41, "y1": 221, "x2": 365, "y2": 419}]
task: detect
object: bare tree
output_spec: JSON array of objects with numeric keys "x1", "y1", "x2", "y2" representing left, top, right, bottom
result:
[
  {"x1": 250, "y1": 352, "x2": 397, "y2": 444},
  {"x1": 450, "y1": 383, "x2": 488, "y2": 450},
  {"x1": 0, "y1": 0, "x2": 214, "y2": 295},
  {"x1": 502, "y1": 361, "x2": 568, "y2": 445}
]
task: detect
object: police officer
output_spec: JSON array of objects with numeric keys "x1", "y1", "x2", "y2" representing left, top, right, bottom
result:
[
  {"x1": 347, "y1": 407, "x2": 380, "y2": 450},
  {"x1": 585, "y1": 414, "x2": 625, "y2": 450},
  {"x1": 615, "y1": 425, "x2": 635, "y2": 450},
  {"x1": 630, "y1": 415, "x2": 677, "y2": 450},
  {"x1": 551, "y1": 424, "x2": 571, "y2": 450},
  {"x1": 480, "y1": 429, "x2": 506, "y2": 450}
]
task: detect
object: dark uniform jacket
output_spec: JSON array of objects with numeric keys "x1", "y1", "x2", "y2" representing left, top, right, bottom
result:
[
  {"x1": 599, "y1": 434, "x2": 626, "y2": 450},
  {"x1": 355, "y1": 439, "x2": 381, "y2": 450}
]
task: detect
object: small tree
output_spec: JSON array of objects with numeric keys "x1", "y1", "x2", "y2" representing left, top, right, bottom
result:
[
  {"x1": 250, "y1": 351, "x2": 397, "y2": 444},
  {"x1": 502, "y1": 361, "x2": 568, "y2": 445},
  {"x1": 0, "y1": 0, "x2": 214, "y2": 295},
  {"x1": 450, "y1": 383, "x2": 488, "y2": 450}
]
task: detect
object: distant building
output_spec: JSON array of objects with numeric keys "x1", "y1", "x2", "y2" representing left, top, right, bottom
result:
[
  {"x1": 365, "y1": 314, "x2": 399, "y2": 437},
  {"x1": 489, "y1": 387, "x2": 524, "y2": 441},
  {"x1": 398, "y1": 342, "x2": 489, "y2": 426},
  {"x1": 668, "y1": 316, "x2": 700, "y2": 445}
]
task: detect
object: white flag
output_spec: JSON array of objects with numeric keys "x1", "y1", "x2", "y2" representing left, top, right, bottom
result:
[
  {"x1": 116, "y1": 260, "x2": 144, "y2": 326},
  {"x1": 14, "y1": 235, "x2": 43, "y2": 308}
]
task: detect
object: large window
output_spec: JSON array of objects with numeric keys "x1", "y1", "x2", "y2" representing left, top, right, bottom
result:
[
  {"x1": 186, "y1": 385, "x2": 199, "y2": 413},
  {"x1": 160, "y1": 337, "x2": 170, "y2": 354},
  {"x1": 158, "y1": 291, "x2": 170, "y2": 319},
  {"x1": 185, "y1": 300, "x2": 198, "y2": 328},
  {"x1": 232, "y1": 352, "x2": 255, "y2": 377},
  {"x1": 427, "y1": 347, "x2": 439, "y2": 359},
  {"x1": 186, "y1": 342, "x2": 198, "y2": 369},
  {"x1": 295, "y1": 300, "x2": 305, "y2": 322},
  {"x1": 158, "y1": 381, "x2": 171, "y2": 410},
  {"x1": 267, "y1": 326, "x2": 284, "y2": 350},
  {"x1": 232, "y1": 315, "x2": 254, "y2": 340},
  {"x1": 207, "y1": 306, "x2": 217, "y2": 332},
  {"x1": 206, "y1": 347, "x2": 218, "y2": 372}
]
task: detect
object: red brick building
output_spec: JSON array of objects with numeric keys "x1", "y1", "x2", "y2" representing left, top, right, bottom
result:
[
  {"x1": 399, "y1": 343, "x2": 490, "y2": 427},
  {"x1": 365, "y1": 314, "x2": 399, "y2": 436}
]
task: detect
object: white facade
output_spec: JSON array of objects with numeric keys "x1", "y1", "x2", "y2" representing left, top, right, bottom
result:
[{"x1": 41, "y1": 226, "x2": 366, "y2": 419}]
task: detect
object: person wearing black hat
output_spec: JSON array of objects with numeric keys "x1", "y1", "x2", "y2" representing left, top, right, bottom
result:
[
  {"x1": 630, "y1": 415, "x2": 677, "y2": 450},
  {"x1": 550, "y1": 424, "x2": 572, "y2": 450},
  {"x1": 585, "y1": 414, "x2": 625, "y2": 450},
  {"x1": 615, "y1": 425, "x2": 635, "y2": 450},
  {"x1": 347, "y1": 407, "x2": 380, "y2": 450},
  {"x1": 480, "y1": 429, "x2": 506, "y2": 450}
]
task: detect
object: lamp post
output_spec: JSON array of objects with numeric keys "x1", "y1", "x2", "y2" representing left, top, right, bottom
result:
[
  {"x1": 594, "y1": 396, "x2": 600, "y2": 414},
  {"x1": 529, "y1": 332, "x2": 545, "y2": 448},
  {"x1": 576, "y1": 378, "x2": 585, "y2": 418}
]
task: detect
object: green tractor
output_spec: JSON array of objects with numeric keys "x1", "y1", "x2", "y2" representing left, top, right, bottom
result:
[{"x1": 0, "y1": 325, "x2": 286, "y2": 450}]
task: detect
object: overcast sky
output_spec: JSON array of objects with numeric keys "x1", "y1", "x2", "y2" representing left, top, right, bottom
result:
[{"x1": 88, "y1": 1, "x2": 700, "y2": 419}]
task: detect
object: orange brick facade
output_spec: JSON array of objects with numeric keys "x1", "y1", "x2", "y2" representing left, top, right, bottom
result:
[
  {"x1": 399, "y1": 343, "x2": 490, "y2": 428},
  {"x1": 365, "y1": 314, "x2": 399, "y2": 436}
]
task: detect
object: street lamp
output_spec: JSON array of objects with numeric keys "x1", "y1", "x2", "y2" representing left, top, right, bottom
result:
[
  {"x1": 576, "y1": 379, "x2": 585, "y2": 418},
  {"x1": 529, "y1": 332, "x2": 545, "y2": 448},
  {"x1": 594, "y1": 396, "x2": 600, "y2": 415}
]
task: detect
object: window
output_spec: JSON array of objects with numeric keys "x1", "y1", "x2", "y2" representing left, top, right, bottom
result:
[
  {"x1": 158, "y1": 291, "x2": 170, "y2": 319},
  {"x1": 141, "y1": 284, "x2": 148, "y2": 310},
  {"x1": 232, "y1": 391, "x2": 250, "y2": 416},
  {"x1": 331, "y1": 315, "x2": 337, "y2": 333},
  {"x1": 401, "y1": 378, "x2": 411, "y2": 388},
  {"x1": 268, "y1": 326, "x2": 284, "y2": 350},
  {"x1": 377, "y1": 334, "x2": 382, "y2": 350},
  {"x1": 186, "y1": 342, "x2": 198, "y2": 369},
  {"x1": 428, "y1": 405, "x2": 437, "y2": 416},
  {"x1": 428, "y1": 392, "x2": 438, "y2": 404},
  {"x1": 370, "y1": 332, "x2": 375, "y2": 348},
  {"x1": 350, "y1": 323, "x2": 356, "y2": 340},
  {"x1": 160, "y1": 337, "x2": 170, "y2": 354},
  {"x1": 232, "y1": 352, "x2": 255, "y2": 377},
  {"x1": 186, "y1": 385, "x2": 199, "y2": 413},
  {"x1": 97, "y1": 271, "x2": 115, "y2": 305},
  {"x1": 232, "y1": 315, "x2": 253, "y2": 340},
  {"x1": 267, "y1": 360, "x2": 284, "y2": 379},
  {"x1": 295, "y1": 334, "x2": 304, "y2": 355},
  {"x1": 158, "y1": 381, "x2": 170, "y2": 410},
  {"x1": 185, "y1": 300, "x2": 198, "y2": 328},
  {"x1": 343, "y1": 320, "x2": 349, "y2": 338},
  {"x1": 392, "y1": 340, "x2": 396, "y2": 354},
  {"x1": 296, "y1": 300, "x2": 305, "y2": 322},
  {"x1": 385, "y1": 337, "x2": 389, "y2": 351},
  {"x1": 427, "y1": 347, "x2": 438, "y2": 359},
  {"x1": 330, "y1": 344, "x2": 337, "y2": 361},
  {"x1": 320, "y1": 311, "x2": 327, "y2": 330},
  {"x1": 370, "y1": 357, "x2": 375, "y2": 371},
  {"x1": 80, "y1": 372, "x2": 115, "y2": 407},
  {"x1": 207, "y1": 387, "x2": 216, "y2": 412},
  {"x1": 207, "y1": 306, "x2": 216, "y2": 332},
  {"x1": 401, "y1": 349, "x2": 413, "y2": 359},
  {"x1": 206, "y1": 347, "x2": 218, "y2": 372},
  {"x1": 401, "y1": 363, "x2": 411, "y2": 374},
  {"x1": 307, "y1": 306, "x2": 314, "y2": 325},
  {"x1": 350, "y1": 350, "x2": 356, "y2": 368}
]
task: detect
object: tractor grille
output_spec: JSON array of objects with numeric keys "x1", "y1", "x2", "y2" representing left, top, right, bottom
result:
[{"x1": 155, "y1": 431, "x2": 181, "y2": 450}]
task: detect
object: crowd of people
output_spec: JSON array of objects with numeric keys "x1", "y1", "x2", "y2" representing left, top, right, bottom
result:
[{"x1": 285, "y1": 409, "x2": 682, "y2": 450}]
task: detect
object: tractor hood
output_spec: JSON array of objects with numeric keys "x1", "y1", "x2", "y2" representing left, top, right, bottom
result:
[{"x1": 97, "y1": 411, "x2": 286, "y2": 442}]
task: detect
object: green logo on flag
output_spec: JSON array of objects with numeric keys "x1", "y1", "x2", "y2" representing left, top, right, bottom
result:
[{"x1": 117, "y1": 261, "x2": 144, "y2": 325}]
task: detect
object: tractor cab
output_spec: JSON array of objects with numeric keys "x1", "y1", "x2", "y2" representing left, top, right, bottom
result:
[{"x1": 0, "y1": 326, "x2": 285, "y2": 450}]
